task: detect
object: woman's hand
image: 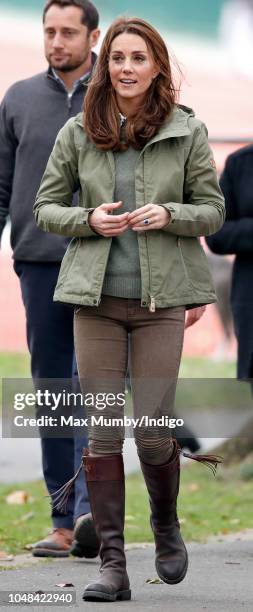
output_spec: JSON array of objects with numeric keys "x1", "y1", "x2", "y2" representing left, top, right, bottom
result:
[
  {"x1": 89, "y1": 201, "x2": 130, "y2": 237},
  {"x1": 128, "y1": 204, "x2": 171, "y2": 231},
  {"x1": 185, "y1": 306, "x2": 206, "y2": 329}
]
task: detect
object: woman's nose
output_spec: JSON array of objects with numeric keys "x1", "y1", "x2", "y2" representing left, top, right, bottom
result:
[{"x1": 122, "y1": 59, "x2": 133, "y2": 72}]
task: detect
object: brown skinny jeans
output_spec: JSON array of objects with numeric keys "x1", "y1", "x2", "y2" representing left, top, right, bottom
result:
[{"x1": 74, "y1": 296, "x2": 185, "y2": 465}]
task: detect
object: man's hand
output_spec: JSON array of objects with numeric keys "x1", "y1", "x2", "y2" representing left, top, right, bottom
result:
[
  {"x1": 128, "y1": 204, "x2": 171, "y2": 231},
  {"x1": 185, "y1": 306, "x2": 206, "y2": 329},
  {"x1": 89, "y1": 201, "x2": 129, "y2": 237}
]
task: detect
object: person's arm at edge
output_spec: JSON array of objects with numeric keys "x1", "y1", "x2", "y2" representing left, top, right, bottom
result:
[
  {"x1": 206, "y1": 155, "x2": 253, "y2": 254},
  {"x1": 0, "y1": 97, "x2": 17, "y2": 247}
]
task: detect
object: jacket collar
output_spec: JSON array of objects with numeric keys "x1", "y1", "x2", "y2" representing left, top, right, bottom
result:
[
  {"x1": 143, "y1": 105, "x2": 194, "y2": 148},
  {"x1": 76, "y1": 104, "x2": 194, "y2": 144}
]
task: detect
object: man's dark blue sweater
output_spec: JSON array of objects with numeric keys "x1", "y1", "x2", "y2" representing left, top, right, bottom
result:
[{"x1": 0, "y1": 62, "x2": 94, "y2": 261}]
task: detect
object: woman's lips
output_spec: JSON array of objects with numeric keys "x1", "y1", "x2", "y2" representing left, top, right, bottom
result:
[{"x1": 119, "y1": 79, "x2": 137, "y2": 85}]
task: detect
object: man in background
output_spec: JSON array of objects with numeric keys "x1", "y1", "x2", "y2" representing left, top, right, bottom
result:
[{"x1": 0, "y1": 0, "x2": 100, "y2": 558}]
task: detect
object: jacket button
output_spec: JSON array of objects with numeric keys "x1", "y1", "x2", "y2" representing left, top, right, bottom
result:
[
  {"x1": 93, "y1": 299, "x2": 97, "y2": 304},
  {"x1": 142, "y1": 301, "x2": 147, "y2": 306}
]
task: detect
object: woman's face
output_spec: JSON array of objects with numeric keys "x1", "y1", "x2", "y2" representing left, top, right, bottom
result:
[{"x1": 108, "y1": 33, "x2": 158, "y2": 111}]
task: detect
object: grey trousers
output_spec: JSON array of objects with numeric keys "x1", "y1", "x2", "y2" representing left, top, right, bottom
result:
[{"x1": 74, "y1": 296, "x2": 185, "y2": 464}]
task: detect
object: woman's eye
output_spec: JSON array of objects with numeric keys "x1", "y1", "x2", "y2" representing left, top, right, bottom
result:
[
  {"x1": 134, "y1": 56, "x2": 145, "y2": 62},
  {"x1": 112, "y1": 56, "x2": 123, "y2": 62}
]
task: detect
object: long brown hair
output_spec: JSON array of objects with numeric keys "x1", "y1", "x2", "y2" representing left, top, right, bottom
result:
[{"x1": 84, "y1": 17, "x2": 179, "y2": 150}]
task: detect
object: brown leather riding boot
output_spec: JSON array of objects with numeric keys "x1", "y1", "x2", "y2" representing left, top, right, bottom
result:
[
  {"x1": 82, "y1": 452, "x2": 131, "y2": 603},
  {"x1": 140, "y1": 441, "x2": 188, "y2": 584}
]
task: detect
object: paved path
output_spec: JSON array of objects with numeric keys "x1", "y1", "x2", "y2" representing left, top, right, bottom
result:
[
  {"x1": 0, "y1": 534, "x2": 252, "y2": 611},
  {"x1": 0, "y1": 437, "x2": 140, "y2": 482}
]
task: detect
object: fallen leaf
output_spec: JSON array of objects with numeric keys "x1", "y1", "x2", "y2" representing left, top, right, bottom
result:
[
  {"x1": 6, "y1": 491, "x2": 29, "y2": 505},
  {"x1": 55, "y1": 583, "x2": 74, "y2": 588},
  {"x1": 0, "y1": 551, "x2": 14, "y2": 562},
  {"x1": 125, "y1": 515, "x2": 135, "y2": 521},
  {"x1": 145, "y1": 578, "x2": 163, "y2": 584},
  {"x1": 187, "y1": 483, "x2": 200, "y2": 492},
  {"x1": 179, "y1": 517, "x2": 187, "y2": 524},
  {"x1": 229, "y1": 518, "x2": 240, "y2": 525}
]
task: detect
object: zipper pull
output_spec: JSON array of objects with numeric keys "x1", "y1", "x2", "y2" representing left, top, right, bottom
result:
[
  {"x1": 149, "y1": 296, "x2": 156, "y2": 313},
  {"x1": 67, "y1": 92, "x2": 72, "y2": 110}
]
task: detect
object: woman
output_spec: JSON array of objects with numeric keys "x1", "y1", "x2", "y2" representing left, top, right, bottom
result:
[{"x1": 34, "y1": 17, "x2": 224, "y2": 603}]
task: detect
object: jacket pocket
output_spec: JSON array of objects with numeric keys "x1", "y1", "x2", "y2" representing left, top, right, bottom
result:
[
  {"x1": 56, "y1": 238, "x2": 80, "y2": 288},
  {"x1": 177, "y1": 237, "x2": 214, "y2": 293}
]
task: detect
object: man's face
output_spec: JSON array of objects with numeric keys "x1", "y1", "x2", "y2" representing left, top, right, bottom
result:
[{"x1": 44, "y1": 5, "x2": 99, "y2": 72}]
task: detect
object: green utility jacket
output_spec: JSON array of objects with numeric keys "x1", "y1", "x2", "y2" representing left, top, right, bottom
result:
[{"x1": 34, "y1": 106, "x2": 225, "y2": 311}]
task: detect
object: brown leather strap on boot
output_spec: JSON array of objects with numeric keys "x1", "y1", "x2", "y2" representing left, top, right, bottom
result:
[{"x1": 82, "y1": 450, "x2": 131, "y2": 603}]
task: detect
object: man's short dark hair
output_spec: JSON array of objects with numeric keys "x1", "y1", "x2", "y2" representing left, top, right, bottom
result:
[{"x1": 43, "y1": 0, "x2": 99, "y2": 31}]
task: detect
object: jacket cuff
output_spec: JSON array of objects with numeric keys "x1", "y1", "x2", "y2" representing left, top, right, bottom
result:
[
  {"x1": 158, "y1": 203, "x2": 176, "y2": 229},
  {"x1": 81, "y1": 208, "x2": 98, "y2": 237}
]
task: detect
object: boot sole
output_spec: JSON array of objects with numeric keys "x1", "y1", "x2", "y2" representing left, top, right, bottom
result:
[
  {"x1": 156, "y1": 550, "x2": 188, "y2": 585},
  {"x1": 32, "y1": 549, "x2": 69, "y2": 558},
  {"x1": 82, "y1": 589, "x2": 131, "y2": 602}
]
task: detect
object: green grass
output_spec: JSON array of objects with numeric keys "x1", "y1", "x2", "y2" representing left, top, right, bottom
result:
[
  {"x1": 0, "y1": 353, "x2": 30, "y2": 378},
  {"x1": 0, "y1": 462, "x2": 252, "y2": 556},
  {"x1": 179, "y1": 357, "x2": 236, "y2": 379},
  {"x1": 126, "y1": 463, "x2": 253, "y2": 543},
  {"x1": 0, "y1": 352, "x2": 236, "y2": 380}
]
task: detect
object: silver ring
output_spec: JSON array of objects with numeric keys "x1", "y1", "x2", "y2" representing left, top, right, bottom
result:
[{"x1": 143, "y1": 218, "x2": 149, "y2": 225}]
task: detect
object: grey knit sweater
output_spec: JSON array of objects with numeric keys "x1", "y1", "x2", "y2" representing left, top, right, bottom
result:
[{"x1": 102, "y1": 146, "x2": 142, "y2": 298}]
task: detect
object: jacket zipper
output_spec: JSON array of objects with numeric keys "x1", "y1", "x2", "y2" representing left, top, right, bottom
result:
[
  {"x1": 67, "y1": 92, "x2": 72, "y2": 111},
  {"x1": 96, "y1": 152, "x2": 116, "y2": 306},
  {"x1": 145, "y1": 232, "x2": 156, "y2": 312}
]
